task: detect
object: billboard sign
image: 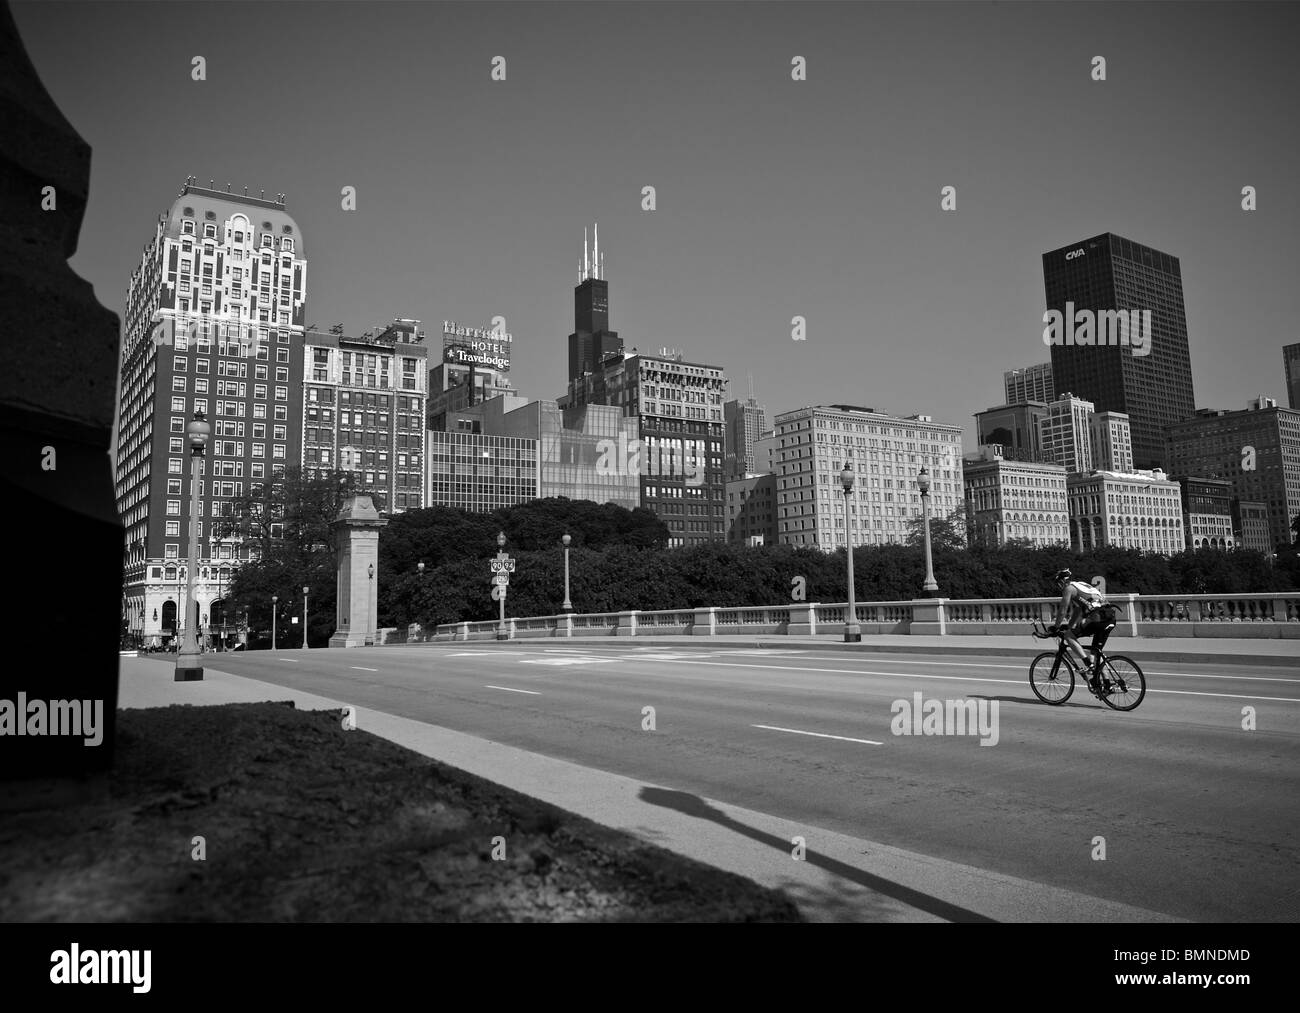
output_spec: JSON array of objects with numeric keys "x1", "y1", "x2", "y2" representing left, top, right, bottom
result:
[{"x1": 443, "y1": 320, "x2": 511, "y2": 372}]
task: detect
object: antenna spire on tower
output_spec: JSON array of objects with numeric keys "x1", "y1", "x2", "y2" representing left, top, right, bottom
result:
[
  {"x1": 583, "y1": 228, "x2": 589, "y2": 282},
  {"x1": 593, "y1": 223, "x2": 599, "y2": 280}
]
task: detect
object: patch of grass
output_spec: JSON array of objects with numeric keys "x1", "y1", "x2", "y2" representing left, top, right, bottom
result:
[{"x1": 0, "y1": 703, "x2": 802, "y2": 922}]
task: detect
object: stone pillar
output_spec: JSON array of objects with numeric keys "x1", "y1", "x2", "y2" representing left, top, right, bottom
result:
[
  {"x1": 616, "y1": 610, "x2": 640, "y2": 637},
  {"x1": 788, "y1": 603, "x2": 817, "y2": 636},
  {"x1": 328, "y1": 495, "x2": 388, "y2": 648},
  {"x1": 2, "y1": 2, "x2": 123, "y2": 785},
  {"x1": 689, "y1": 606, "x2": 717, "y2": 636},
  {"x1": 910, "y1": 598, "x2": 947, "y2": 636}
]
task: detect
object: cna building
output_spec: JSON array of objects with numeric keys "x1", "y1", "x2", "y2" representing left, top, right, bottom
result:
[{"x1": 1042, "y1": 233, "x2": 1196, "y2": 469}]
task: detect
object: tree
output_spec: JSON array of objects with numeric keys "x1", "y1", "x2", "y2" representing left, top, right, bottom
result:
[
  {"x1": 220, "y1": 468, "x2": 361, "y2": 647},
  {"x1": 906, "y1": 504, "x2": 967, "y2": 552}
]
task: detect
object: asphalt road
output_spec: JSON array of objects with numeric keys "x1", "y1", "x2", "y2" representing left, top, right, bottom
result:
[{"x1": 201, "y1": 642, "x2": 1300, "y2": 921}]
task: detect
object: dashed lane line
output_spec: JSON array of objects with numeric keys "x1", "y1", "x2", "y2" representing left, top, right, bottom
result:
[{"x1": 752, "y1": 724, "x2": 883, "y2": 745}]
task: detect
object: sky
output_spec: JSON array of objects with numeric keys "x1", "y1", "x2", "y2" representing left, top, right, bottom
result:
[{"x1": 13, "y1": 0, "x2": 1300, "y2": 451}]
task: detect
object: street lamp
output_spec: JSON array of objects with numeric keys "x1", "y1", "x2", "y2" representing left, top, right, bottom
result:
[
  {"x1": 918, "y1": 466, "x2": 939, "y2": 597},
  {"x1": 175, "y1": 410, "x2": 210, "y2": 681},
  {"x1": 496, "y1": 531, "x2": 509, "y2": 641},
  {"x1": 302, "y1": 585, "x2": 310, "y2": 649},
  {"x1": 561, "y1": 533, "x2": 573, "y2": 613},
  {"x1": 137, "y1": 607, "x2": 145, "y2": 649},
  {"x1": 271, "y1": 595, "x2": 278, "y2": 651},
  {"x1": 840, "y1": 462, "x2": 861, "y2": 642}
]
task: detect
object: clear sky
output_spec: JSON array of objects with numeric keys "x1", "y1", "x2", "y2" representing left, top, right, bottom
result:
[{"x1": 14, "y1": 1, "x2": 1300, "y2": 450}]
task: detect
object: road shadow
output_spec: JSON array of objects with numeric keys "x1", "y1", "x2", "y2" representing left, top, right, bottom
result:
[
  {"x1": 968, "y1": 693, "x2": 1101, "y2": 710},
  {"x1": 638, "y1": 786, "x2": 996, "y2": 923}
]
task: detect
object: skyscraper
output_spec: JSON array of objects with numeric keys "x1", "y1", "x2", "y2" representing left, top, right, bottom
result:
[
  {"x1": 1284, "y1": 342, "x2": 1300, "y2": 410},
  {"x1": 1004, "y1": 363, "x2": 1054, "y2": 405},
  {"x1": 561, "y1": 349, "x2": 728, "y2": 547},
  {"x1": 724, "y1": 377, "x2": 768, "y2": 479},
  {"x1": 1165, "y1": 397, "x2": 1300, "y2": 549},
  {"x1": 1088, "y1": 410, "x2": 1134, "y2": 474},
  {"x1": 301, "y1": 318, "x2": 428, "y2": 513},
  {"x1": 1040, "y1": 393, "x2": 1094, "y2": 474},
  {"x1": 1042, "y1": 233, "x2": 1196, "y2": 469},
  {"x1": 116, "y1": 180, "x2": 306, "y2": 646},
  {"x1": 567, "y1": 224, "x2": 622, "y2": 382}
]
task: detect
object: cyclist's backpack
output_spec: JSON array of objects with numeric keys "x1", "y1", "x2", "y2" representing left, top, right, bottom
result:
[{"x1": 1068, "y1": 580, "x2": 1107, "y2": 613}]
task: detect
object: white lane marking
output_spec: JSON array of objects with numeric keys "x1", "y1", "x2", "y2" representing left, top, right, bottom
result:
[
  {"x1": 752, "y1": 724, "x2": 882, "y2": 745},
  {"x1": 276, "y1": 658, "x2": 300, "y2": 663},
  {"x1": 351, "y1": 666, "x2": 379, "y2": 672},
  {"x1": 655, "y1": 659, "x2": 1300, "y2": 703},
  {"x1": 485, "y1": 685, "x2": 541, "y2": 695},
  {"x1": 710, "y1": 649, "x2": 809, "y2": 656},
  {"x1": 448, "y1": 652, "x2": 499, "y2": 656},
  {"x1": 519, "y1": 657, "x2": 612, "y2": 666}
]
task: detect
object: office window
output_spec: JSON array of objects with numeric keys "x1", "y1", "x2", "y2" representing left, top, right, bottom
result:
[{"x1": 275, "y1": 386, "x2": 287, "y2": 400}]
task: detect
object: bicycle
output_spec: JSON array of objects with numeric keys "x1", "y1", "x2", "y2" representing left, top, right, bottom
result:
[{"x1": 1028, "y1": 620, "x2": 1147, "y2": 711}]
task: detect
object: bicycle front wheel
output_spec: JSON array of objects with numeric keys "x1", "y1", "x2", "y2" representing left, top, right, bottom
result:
[
  {"x1": 1030, "y1": 651, "x2": 1074, "y2": 704},
  {"x1": 1099, "y1": 656, "x2": 1146, "y2": 711}
]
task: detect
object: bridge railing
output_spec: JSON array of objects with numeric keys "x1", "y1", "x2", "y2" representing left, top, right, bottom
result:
[{"x1": 408, "y1": 591, "x2": 1300, "y2": 643}]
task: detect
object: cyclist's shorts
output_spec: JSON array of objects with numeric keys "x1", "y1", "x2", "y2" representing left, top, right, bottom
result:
[{"x1": 1079, "y1": 607, "x2": 1117, "y2": 649}]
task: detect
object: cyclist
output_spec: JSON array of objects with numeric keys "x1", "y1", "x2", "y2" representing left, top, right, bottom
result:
[{"x1": 1048, "y1": 568, "x2": 1116, "y2": 694}]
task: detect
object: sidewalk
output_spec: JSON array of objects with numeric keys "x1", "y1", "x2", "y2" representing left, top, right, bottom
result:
[
  {"x1": 406, "y1": 633, "x2": 1300, "y2": 666},
  {"x1": 118, "y1": 657, "x2": 1181, "y2": 922}
]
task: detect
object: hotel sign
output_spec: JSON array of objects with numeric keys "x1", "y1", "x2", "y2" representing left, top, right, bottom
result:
[{"x1": 443, "y1": 321, "x2": 511, "y2": 371}]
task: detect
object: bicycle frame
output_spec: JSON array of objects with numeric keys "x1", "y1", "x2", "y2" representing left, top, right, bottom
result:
[{"x1": 1031, "y1": 621, "x2": 1100, "y2": 683}]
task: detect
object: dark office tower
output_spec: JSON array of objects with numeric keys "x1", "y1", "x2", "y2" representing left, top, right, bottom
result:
[
  {"x1": 568, "y1": 223, "x2": 622, "y2": 381},
  {"x1": 1042, "y1": 233, "x2": 1196, "y2": 470},
  {"x1": 1284, "y1": 342, "x2": 1300, "y2": 410}
]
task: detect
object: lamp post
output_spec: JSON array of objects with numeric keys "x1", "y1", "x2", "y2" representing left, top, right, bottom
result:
[
  {"x1": 271, "y1": 595, "x2": 278, "y2": 651},
  {"x1": 302, "y1": 585, "x2": 310, "y2": 649},
  {"x1": 839, "y1": 462, "x2": 861, "y2": 642},
  {"x1": 175, "y1": 410, "x2": 211, "y2": 681},
  {"x1": 137, "y1": 608, "x2": 145, "y2": 650},
  {"x1": 496, "y1": 531, "x2": 508, "y2": 641},
  {"x1": 561, "y1": 533, "x2": 573, "y2": 612},
  {"x1": 918, "y1": 465, "x2": 939, "y2": 597}
]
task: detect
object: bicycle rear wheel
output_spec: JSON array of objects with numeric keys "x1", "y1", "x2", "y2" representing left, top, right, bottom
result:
[
  {"x1": 1098, "y1": 656, "x2": 1146, "y2": 711},
  {"x1": 1030, "y1": 651, "x2": 1074, "y2": 704}
]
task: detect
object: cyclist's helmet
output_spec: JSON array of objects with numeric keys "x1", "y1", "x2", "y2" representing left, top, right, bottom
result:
[{"x1": 1053, "y1": 568, "x2": 1072, "y2": 585}]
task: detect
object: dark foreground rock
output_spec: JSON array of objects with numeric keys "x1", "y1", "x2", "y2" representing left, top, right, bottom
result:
[{"x1": 0, "y1": 702, "x2": 802, "y2": 922}]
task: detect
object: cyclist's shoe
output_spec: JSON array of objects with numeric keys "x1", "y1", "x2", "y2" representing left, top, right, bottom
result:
[{"x1": 1087, "y1": 675, "x2": 1104, "y2": 696}]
